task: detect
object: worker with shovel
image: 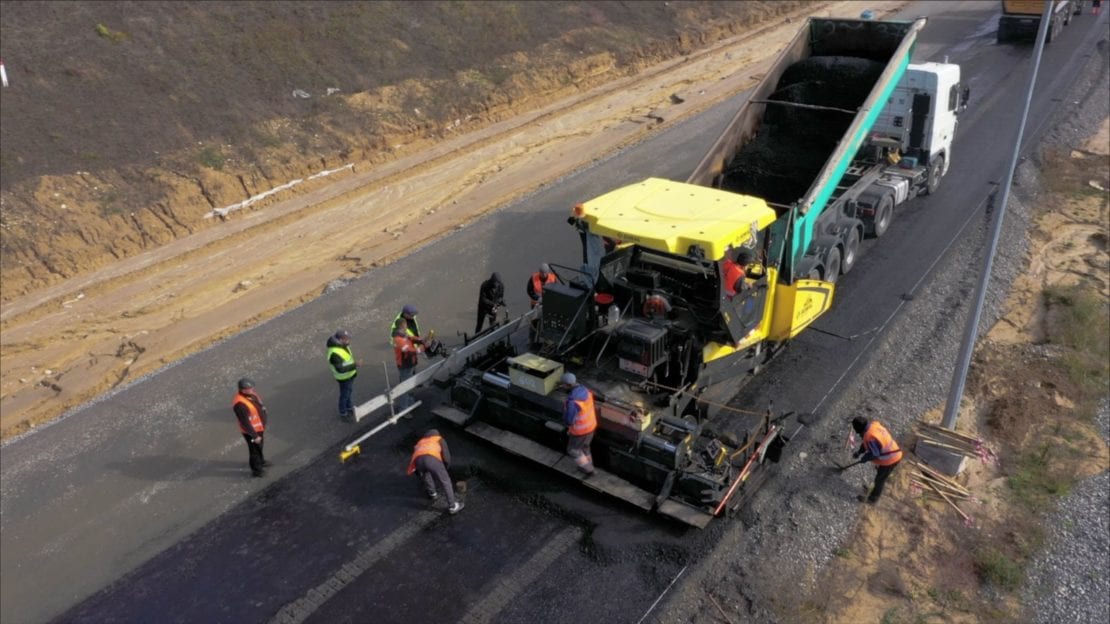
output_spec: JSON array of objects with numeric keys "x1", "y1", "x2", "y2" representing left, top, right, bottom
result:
[{"x1": 846, "y1": 416, "x2": 903, "y2": 504}]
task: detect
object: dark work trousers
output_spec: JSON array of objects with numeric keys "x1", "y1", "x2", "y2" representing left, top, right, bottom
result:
[
  {"x1": 397, "y1": 366, "x2": 416, "y2": 409},
  {"x1": 242, "y1": 433, "x2": 266, "y2": 476},
  {"x1": 869, "y1": 461, "x2": 899, "y2": 502},
  {"x1": 567, "y1": 432, "x2": 595, "y2": 474},
  {"x1": 475, "y1": 305, "x2": 496, "y2": 334},
  {"x1": 337, "y1": 378, "x2": 354, "y2": 418},
  {"x1": 415, "y1": 455, "x2": 456, "y2": 505}
]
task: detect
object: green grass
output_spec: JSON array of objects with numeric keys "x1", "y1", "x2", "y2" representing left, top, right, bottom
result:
[
  {"x1": 1043, "y1": 284, "x2": 1110, "y2": 406},
  {"x1": 196, "y1": 146, "x2": 225, "y2": 170},
  {"x1": 95, "y1": 23, "x2": 129, "y2": 43},
  {"x1": 974, "y1": 548, "x2": 1024, "y2": 591},
  {"x1": 1008, "y1": 444, "x2": 1071, "y2": 510},
  {"x1": 98, "y1": 190, "x2": 125, "y2": 216}
]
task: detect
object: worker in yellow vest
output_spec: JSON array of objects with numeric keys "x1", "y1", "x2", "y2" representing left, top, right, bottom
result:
[{"x1": 327, "y1": 329, "x2": 362, "y2": 422}]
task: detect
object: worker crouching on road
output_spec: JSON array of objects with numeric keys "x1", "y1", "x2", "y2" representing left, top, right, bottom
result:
[
  {"x1": 327, "y1": 329, "x2": 362, "y2": 422},
  {"x1": 232, "y1": 378, "x2": 269, "y2": 478},
  {"x1": 392, "y1": 318, "x2": 424, "y2": 412},
  {"x1": 407, "y1": 429, "x2": 463, "y2": 514},
  {"x1": 560, "y1": 373, "x2": 597, "y2": 476},
  {"x1": 852, "y1": 416, "x2": 903, "y2": 504}
]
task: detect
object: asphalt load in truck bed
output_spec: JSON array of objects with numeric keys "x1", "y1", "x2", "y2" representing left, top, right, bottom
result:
[{"x1": 723, "y1": 56, "x2": 885, "y2": 206}]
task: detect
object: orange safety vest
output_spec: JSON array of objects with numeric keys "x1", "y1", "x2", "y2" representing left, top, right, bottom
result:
[
  {"x1": 530, "y1": 272, "x2": 557, "y2": 307},
  {"x1": 407, "y1": 435, "x2": 443, "y2": 474},
  {"x1": 863, "y1": 421, "x2": 903, "y2": 466},
  {"x1": 567, "y1": 389, "x2": 598, "y2": 436},
  {"x1": 393, "y1": 334, "x2": 421, "y2": 368},
  {"x1": 722, "y1": 258, "x2": 745, "y2": 297},
  {"x1": 232, "y1": 393, "x2": 265, "y2": 435}
]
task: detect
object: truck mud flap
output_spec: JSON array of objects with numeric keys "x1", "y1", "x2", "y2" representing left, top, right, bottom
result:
[{"x1": 464, "y1": 421, "x2": 708, "y2": 519}]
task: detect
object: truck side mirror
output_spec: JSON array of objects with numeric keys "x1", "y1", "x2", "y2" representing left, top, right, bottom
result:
[{"x1": 959, "y1": 86, "x2": 971, "y2": 112}]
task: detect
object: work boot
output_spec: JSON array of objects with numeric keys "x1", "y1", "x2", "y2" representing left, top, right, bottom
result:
[
  {"x1": 857, "y1": 495, "x2": 876, "y2": 505},
  {"x1": 448, "y1": 501, "x2": 464, "y2": 515},
  {"x1": 427, "y1": 491, "x2": 438, "y2": 501}
]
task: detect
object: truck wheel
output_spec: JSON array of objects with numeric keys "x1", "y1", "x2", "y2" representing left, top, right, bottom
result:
[
  {"x1": 841, "y1": 227, "x2": 860, "y2": 275},
  {"x1": 823, "y1": 248, "x2": 841, "y2": 284},
  {"x1": 869, "y1": 194, "x2": 894, "y2": 238},
  {"x1": 925, "y1": 155, "x2": 944, "y2": 195}
]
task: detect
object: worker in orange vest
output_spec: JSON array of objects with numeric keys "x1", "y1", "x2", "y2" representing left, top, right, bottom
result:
[
  {"x1": 407, "y1": 429, "x2": 463, "y2": 514},
  {"x1": 721, "y1": 248, "x2": 752, "y2": 299},
  {"x1": 392, "y1": 318, "x2": 424, "y2": 412},
  {"x1": 851, "y1": 416, "x2": 903, "y2": 504},
  {"x1": 232, "y1": 378, "x2": 269, "y2": 478},
  {"x1": 560, "y1": 373, "x2": 597, "y2": 476},
  {"x1": 526, "y1": 263, "x2": 557, "y2": 308}
]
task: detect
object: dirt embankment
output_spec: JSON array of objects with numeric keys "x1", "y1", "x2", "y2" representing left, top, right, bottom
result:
[
  {"x1": 0, "y1": 1, "x2": 909, "y2": 442},
  {"x1": 801, "y1": 120, "x2": 1110, "y2": 623},
  {"x1": 0, "y1": 0, "x2": 806, "y2": 302}
]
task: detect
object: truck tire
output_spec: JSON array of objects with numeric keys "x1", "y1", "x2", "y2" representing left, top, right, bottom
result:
[
  {"x1": 823, "y1": 247, "x2": 841, "y2": 284},
  {"x1": 841, "y1": 227, "x2": 861, "y2": 274},
  {"x1": 867, "y1": 194, "x2": 894, "y2": 238},
  {"x1": 925, "y1": 155, "x2": 944, "y2": 195}
]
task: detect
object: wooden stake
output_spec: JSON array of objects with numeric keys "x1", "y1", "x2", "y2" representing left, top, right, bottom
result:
[
  {"x1": 930, "y1": 481, "x2": 970, "y2": 521},
  {"x1": 708, "y1": 594, "x2": 735, "y2": 624}
]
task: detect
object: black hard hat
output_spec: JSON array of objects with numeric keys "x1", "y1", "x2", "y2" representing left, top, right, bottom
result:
[
  {"x1": 238, "y1": 377, "x2": 255, "y2": 390},
  {"x1": 851, "y1": 416, "x2": 869, "y2": 435},
  {"x1": 335, "y1": 329, "x2": 351, "y2": 341},
  {"x1": 736, "y1": 249, "x2": 754, "y2": 264}
]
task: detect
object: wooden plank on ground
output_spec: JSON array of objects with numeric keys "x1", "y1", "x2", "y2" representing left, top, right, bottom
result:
[
  {"x1": 552, "y1": 456, "x2": 654, "y2": 510},
  {"x1": 657, "y1": 500, "x2": 714, "y2": 529},
  {"x1": 466, "y1": 421, "x2": 563, "y2": 467},
  {"x1": 432, "y1": 405, "x2": 470, "y2": 426}
]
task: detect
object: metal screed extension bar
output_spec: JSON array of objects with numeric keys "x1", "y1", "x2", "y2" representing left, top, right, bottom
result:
[{"x1": 339, "y1": 308, "x2": 537, "y2": 457}]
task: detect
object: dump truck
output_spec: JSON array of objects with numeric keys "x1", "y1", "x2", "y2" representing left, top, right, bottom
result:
[
  {"x1": 348, "y1": 17, "x2": 966, "y2": 528},
  {"x1": 997, "y1": 0, "x2": 1077, "y2": 43}
]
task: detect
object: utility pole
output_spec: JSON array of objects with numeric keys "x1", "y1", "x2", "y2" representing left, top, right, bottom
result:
[{"x1": 941, "y1": 0, "x2": 1054, "y2": 430}]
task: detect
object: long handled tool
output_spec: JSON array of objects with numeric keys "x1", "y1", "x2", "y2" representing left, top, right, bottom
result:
[{"x1": 833, "y1": 457, "x2": 870, "y2": 472}]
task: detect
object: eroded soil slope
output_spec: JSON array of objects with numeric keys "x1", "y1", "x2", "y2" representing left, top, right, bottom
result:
[{"x1": 0, "y1": 0, "x2": 806, "y2": 301}]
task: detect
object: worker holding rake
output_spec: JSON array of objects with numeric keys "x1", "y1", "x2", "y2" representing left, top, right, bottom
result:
[{"x1": 848, "y1": 416, "x2": 903, "y2": 504}]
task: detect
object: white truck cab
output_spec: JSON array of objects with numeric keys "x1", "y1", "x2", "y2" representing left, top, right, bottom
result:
[{"x1": 873, "y1": 62, "x2": 966, "y2": 181}]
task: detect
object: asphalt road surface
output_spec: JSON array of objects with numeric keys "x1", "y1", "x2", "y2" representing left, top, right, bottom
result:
[{"x1": 3, "y1": 2, "x2": 1106, "y2": 622}]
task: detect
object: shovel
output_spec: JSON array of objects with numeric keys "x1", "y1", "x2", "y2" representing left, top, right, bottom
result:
[{"x1": 832, "y1": 457, "x2": 869, "y2": 473}]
